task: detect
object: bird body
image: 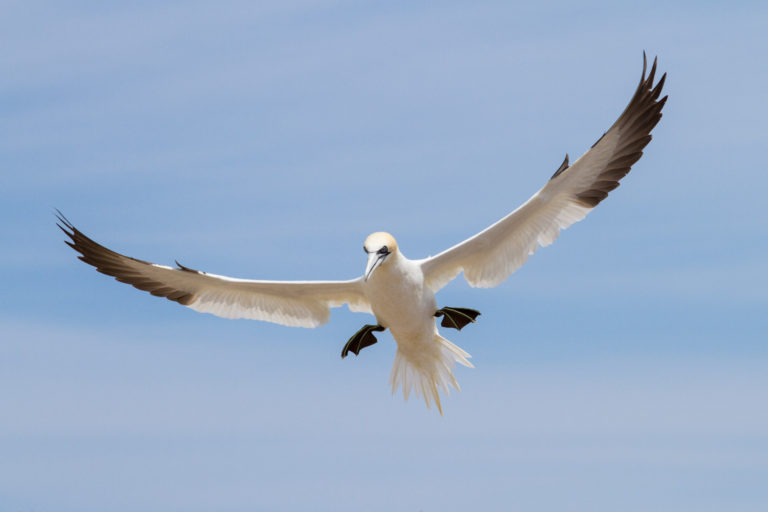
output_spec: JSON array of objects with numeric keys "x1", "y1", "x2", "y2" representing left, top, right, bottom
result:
[
  {"x1": 360, "y1": 232, "x2": 473, "y2": 412},
  {"x1": 363, "y1": 233, "x2": 434, "y2": 338},
  {"x1": 59, "y1": 55, "x2": 667, "y2": 414}
]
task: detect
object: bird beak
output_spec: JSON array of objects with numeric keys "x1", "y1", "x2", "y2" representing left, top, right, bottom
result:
[{"x1": 365, "y1": 252, "x2": 386, "y2": 281}]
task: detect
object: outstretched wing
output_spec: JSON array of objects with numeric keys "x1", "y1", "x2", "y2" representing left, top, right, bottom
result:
[
  {"x1": 58, "y1": 213, "x2": 371, "y2": 327},
  {"x1": 421, "y1": 54, "x2": 667, "y2": 291}
]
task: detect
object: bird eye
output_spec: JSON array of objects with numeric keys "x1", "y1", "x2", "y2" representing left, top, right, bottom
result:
[{"x1": 378, "y1": 246, "x2": 388, "y2": 255}]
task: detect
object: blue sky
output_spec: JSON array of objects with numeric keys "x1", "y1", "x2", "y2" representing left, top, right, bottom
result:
[{"x1": 2, "y1": 1, "x2": 767, "y2": 510}]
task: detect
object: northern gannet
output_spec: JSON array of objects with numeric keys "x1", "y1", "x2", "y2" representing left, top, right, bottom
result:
[{"x1": 59, "y1": 55, "x2": 666, "y2": 413}]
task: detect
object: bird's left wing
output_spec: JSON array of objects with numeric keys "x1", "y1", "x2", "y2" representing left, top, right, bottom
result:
[
  {"x1": 58, "y1": 214, "x2": 371, "y2": 328},
  {"x1": 420, "y1": 54, "x2": 667, "y2": 292}
]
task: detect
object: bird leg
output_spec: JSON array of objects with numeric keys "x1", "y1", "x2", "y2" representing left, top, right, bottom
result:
[
  {"x1": 434, "y1": 307, "x2": 481, "y2": 330},
  {"x1": 341, "y1": 324, "x2": 386, "y2": 358}
]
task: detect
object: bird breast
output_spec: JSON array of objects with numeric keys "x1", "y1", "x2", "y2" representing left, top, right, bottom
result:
[{"x1": 363, "y1": 256, "x2": 437, "y2": 338}]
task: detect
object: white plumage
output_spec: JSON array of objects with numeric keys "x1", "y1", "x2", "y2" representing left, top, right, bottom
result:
[{"x1": 59, "y1": 55, "x2": 666, "y2": 413}]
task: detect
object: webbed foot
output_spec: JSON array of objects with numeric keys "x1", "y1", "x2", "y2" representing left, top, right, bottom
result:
[
  {"x1": 434, "y1": 307, "x2": 481, "y2": 330},
  {"x1": 341, "y1": 324, "x2": 386, "y2": 359}
]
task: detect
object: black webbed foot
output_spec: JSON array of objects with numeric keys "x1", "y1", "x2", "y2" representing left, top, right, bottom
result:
[
  {"x1": 341, "y1": 324, "x2": 385, "y2": 359},
  {"x1": 434, "y1": 307, "x2": 481, "y2": 330}
]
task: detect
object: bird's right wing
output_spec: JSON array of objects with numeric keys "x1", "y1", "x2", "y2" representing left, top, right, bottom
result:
[
  {"x1": 58, "y1": 214, "x2": 371, "y2": 328},
  {"x1": 420, "y1": 54, "x2": 667, "y2": 292}
]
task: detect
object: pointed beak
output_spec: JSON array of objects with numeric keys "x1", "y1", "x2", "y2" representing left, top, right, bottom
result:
[{"x1": 364, "y1": 252, "x2": 386, "y2": 281}]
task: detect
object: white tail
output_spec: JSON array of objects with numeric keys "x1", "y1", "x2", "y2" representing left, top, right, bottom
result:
[{"x1": 389, "y1": 332, "x2": 473, "y2": 414}]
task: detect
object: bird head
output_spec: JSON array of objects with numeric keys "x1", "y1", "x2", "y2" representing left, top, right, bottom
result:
[{"x1": 363, "y1": 232, "x2": 398, "y2": 280}]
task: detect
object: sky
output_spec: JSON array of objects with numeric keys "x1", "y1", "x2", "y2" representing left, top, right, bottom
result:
[{"x1": 1, "y1": 1, "x2": 767, "y2": 510}]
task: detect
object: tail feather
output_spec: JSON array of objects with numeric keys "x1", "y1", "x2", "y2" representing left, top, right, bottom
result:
[{"x1": 390, "y1": 332, "x2": 473, "y2": 414}]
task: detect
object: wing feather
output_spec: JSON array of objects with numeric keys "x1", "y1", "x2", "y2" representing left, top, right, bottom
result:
[
  {"x1": 58, "y1": 213, "x2": 370, "y2": 328},
  {"x1": 421, "y1": 54, "x2": 667, "y2": 291}
]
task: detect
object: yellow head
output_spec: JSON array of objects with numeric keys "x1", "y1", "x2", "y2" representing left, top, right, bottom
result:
[{"x1": 363, "y1": 232, "x2": 398, "y2": 280}]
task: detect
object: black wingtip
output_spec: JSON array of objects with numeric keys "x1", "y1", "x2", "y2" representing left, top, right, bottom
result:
[
  {"x1": 638, "y1": 51, "x2": 662, "y2": 87},
  {"x1": 652, "y1": 72, "x2": 667, "y2": 99},
  {"x1": 647, "y1": 55, "x2": 658, "y2": 85},
  {"x1": 56, "y1": 222, "x2": 71, "y2": 237},
  {"x1": 54, "y1": 209, "x2": 77, "y2": 246},
  {"x1": 175, "y1": 260, "x2": 201, "y2": 273},
  {"x1": 54, "y1": 208, "x2": 75, "y2": 232},
  {"x1": 550, "y1": 153, "x2": 570, "y2": 179}
]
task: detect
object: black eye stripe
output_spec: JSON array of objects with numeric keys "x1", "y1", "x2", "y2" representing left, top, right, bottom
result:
[{"x1": 378, "y1": 246, "x2": 389, "y2": 255}]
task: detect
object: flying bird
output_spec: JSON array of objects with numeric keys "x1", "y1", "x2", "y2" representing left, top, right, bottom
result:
[{"x1": 59, "y1": 54, "x2": 666, "y2": 414}]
